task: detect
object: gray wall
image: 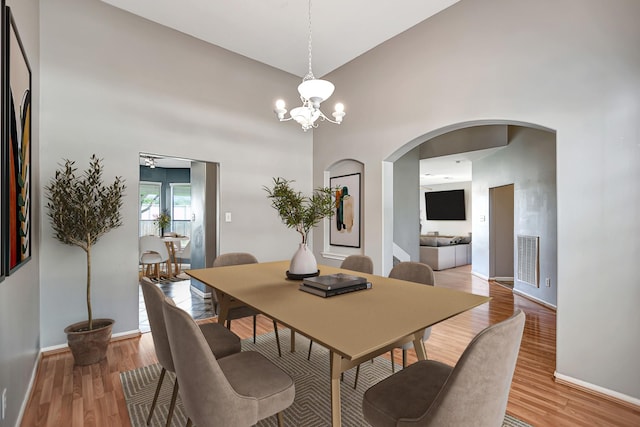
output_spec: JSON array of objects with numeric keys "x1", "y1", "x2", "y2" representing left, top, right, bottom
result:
[
  {"x1": 393, "y1": 147, "x2": 420, "y2": 261},
  {"x1": 473, "y1": 128, "x2": 556, "y2": 305},
  {"x1": 0, "y1": 1, "x2": 40, "y2": 426},
  {"x1": 313, "y1": 0, "x2": 639, "y2": 401},
  {"x1": 39, "y1": 0, "x2": 312, "y2": 348}
]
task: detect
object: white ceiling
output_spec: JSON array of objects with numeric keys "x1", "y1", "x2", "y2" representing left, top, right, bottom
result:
[
  {"x1": 100, "y1": 0, "x2": 460, "y2": 78},
  {"x1": 122, "y1": 0, "x2": 491, "y2": 185},
  {"x1": 419, "y1": 148, "x2": 502, "y2": 187}
]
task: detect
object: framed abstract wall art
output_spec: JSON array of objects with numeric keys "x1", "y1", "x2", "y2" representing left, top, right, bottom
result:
[
  {"x1": 0, "y1": 0, "x2": 5, "y2": 283},
  {"x1": 329, "y1": 172, "x2": 361, "y2": 248},
  {"x1": 3, "y1": 6, "x2": 32, "y2": 274}
]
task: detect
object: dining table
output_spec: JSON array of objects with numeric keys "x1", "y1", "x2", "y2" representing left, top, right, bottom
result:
[
  {"x1": 187, "y1": 260, "x2": 490, "y2": 426},
  {"x1": 162, "y1": 236, "x2": 189, "y2": 277}
]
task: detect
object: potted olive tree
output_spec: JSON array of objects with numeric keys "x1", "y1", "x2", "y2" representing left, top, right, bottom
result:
[
  {"x1": 264, "y1": 177, "x2": 334, "y2": 278},
  {"x1": 45, "y1": 154, "x2": 126, "y2": 365}
]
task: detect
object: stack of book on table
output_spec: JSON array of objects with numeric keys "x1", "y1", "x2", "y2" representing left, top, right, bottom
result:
[{"x1": 300, "y1": 273, "x2": 372, "y2": 298}]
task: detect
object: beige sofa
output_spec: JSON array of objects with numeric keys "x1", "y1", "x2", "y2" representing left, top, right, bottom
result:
[{"x1": 419, "y1": 235, "x2": 471, "y2": 271}]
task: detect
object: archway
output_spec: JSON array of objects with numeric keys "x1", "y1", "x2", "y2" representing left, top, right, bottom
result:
[{"x1": 383, "y1": 120, "x2": 557, "y2": 308}]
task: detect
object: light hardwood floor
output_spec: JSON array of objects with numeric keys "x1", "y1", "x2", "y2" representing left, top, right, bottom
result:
[{"x1": 21, "y1": 265, "x2": 640, "y2": 426}]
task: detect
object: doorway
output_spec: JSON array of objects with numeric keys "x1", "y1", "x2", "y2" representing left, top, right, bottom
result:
[
  {"x1": 489, "y1": 184, "x2": 514, "y2": 285},
  {"x1": 138, "y1": 153, "x2": 220, "y2": 330}
]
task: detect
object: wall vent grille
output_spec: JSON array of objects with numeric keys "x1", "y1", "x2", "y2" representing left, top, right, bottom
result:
[{"x1": 517, "y1": 235, "x2": 539, "y2": 287}]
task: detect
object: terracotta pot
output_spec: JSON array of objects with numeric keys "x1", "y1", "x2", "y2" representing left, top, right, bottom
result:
[{"x1": 64, "y1": 318, "x2": 114, "y2": 366}]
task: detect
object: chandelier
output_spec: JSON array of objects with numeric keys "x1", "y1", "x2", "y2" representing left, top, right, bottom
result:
[{"x1": 274, "y1": 0, "x2": 345, "y2": 131}]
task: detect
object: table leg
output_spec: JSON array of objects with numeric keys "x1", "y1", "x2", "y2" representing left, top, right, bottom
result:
[
  {"x1": 330, "y1": 351, "x2": 342, "y2": 426},
  {"x1": 290, "y1": 330, "x2": 296, "y2": 353},
  {"x1": 164, "y1": 242, "x2": 176, "y2": 277},
  {"x1": 216, "y1": 291, "x2": 230, "y2": 326},
  {"x1": 412, "y1": 330, "x2": 428, "y2": 360},
  {"x1": 172, "y1": 243, "x2": 180, "y2": 275},
  {"x1": 173, "y1": 251, "x2": 180, "y2": 275},
  {"x1": 167, "y1": 260, "x2": 173, "y2": 278}
]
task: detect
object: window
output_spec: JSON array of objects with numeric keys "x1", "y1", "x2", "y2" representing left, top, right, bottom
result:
[
  {"x1": 139, "y1": 182, "x2": 161, "y2": 236},
  {"x1": 171, "y1": 183, "x2": 191, "y2": 237}
]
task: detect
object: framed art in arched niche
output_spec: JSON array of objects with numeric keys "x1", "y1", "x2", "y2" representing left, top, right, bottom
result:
[{"x1": 330, "y1": 172, "x2": 361, "y2": 248}]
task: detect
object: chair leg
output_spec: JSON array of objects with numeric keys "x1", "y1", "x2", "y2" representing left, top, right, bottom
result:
[
  {"x1": 253, "y1": 315, "x2": 257, "y2": 343},
  {"x1": 146, "y1": 367, "x2": 166, "y2": 425},
  {"x1": 166, "y1": 378, "x2": 179, "y2": 427},
  {"x1": 185, "y1": 418, "x2": 193, "y2": 427},
  {"x1": 226, "y1": 319, "x2": 231, "y2": 330},
  {"x1": 402, "y1": 349, "x2": 407, "y2": 368},
  {"x1": 353, "y1": 364, "x2": 360, "y2": 389},
  {"x1": 277, "y1": 412, "x2": 285, "y2": 427},
  {"x1": 390, "y1": 349, "x2": 395, "y2": 373},
  {"x1": 307, "y1": 340, "x2": 313, "y2": 360},
  {"x1": 273, "y1": 320, "x2": 282, "y2": 357}
]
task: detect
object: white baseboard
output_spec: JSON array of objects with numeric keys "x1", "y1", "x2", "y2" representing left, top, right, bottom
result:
[
  {"x1": 554, "y1": 371, "x2": 640, "y2": 408},
  {"x1": 471, "y1": 270, "x2": 489, "y2": 280},
  {"x1": 40, "y1": 329, "x2": 141, "y2": 354},
  {"x1": 113, "y1": 329, "x2": 142, "y2": 340},
  {"x1": 190, "y1": 284, "x2": 211, "y2": 299},
  {"x1": 41, "y1": 342, "x2": 69, "y2": 353},
  {"x1": 512, "y1": 288, "x2": 557, "y2": 310},
  {"x1": 492, "y1": 276, "x2": 514, "y2": 282},
  {"x1": 16, "y1": 351, "x2": 42, "y2": 427}
]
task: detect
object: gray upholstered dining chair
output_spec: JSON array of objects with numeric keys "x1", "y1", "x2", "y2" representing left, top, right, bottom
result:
[
  {"x1": 388, "y1": 261, "x2": 436, "y2": 368},
  {"x1": 212, "y1": 252, "x2": 282, "y2": 357},
  {"x1": 349, "y1": 261, "x2": 435, "y2": 389},
  {"x1": 306, "y1": 255, "x2": 374, "y2": 387},
  {"x1": 340, "y1": 254, "x2": 374, "y2": 275},
  {"x1": 139, "y1": 277, "x2": 241, "y2": 427},
  {"x1": 307, "y1": 254, "x2": 374, "y2": 361},
  {"x1": 334, "y1": 261, "x2": 436, "y2": 390},
  {"x1": 162, "y1": 295, "x2": 295, "y2": 427},
  {"x1": 362, "y1": 309, "x2": 526, "y2": 427}
]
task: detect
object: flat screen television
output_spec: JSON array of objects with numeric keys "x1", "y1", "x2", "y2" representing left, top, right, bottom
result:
[{"x1": 425, "y1": 189, "x2": 466, "y2": 220}]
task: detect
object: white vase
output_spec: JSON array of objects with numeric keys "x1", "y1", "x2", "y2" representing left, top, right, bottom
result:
[{"x1": 289, "y1": 243, "x2": 318, "y2": 275}]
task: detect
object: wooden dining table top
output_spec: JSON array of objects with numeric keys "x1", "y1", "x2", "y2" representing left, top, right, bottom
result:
[{"x1": 187, "y1": 260, "x2": 490, "y2": 361}]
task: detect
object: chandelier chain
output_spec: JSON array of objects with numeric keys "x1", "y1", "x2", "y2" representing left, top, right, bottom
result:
[{"x1": 304, "y1": 0, "x2": 314, "y2": 81}]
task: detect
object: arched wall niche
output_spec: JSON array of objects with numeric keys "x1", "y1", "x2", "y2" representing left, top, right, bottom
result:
[{"x1": 321, "y1": 159, "x2": 365, "y2": 266}]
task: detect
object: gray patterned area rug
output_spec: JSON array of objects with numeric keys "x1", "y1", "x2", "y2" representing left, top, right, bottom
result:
[{"x1": 121, "y1": 329, "x2": 532, "y2": 426}]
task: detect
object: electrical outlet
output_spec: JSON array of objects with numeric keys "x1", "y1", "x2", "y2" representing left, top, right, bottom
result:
[
  {"x1": 2, "y1": 388, "x2": 7, "y2": 420},
  {"x1": 545, "y1": 278, "x2": 551, "y2": 287}
]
